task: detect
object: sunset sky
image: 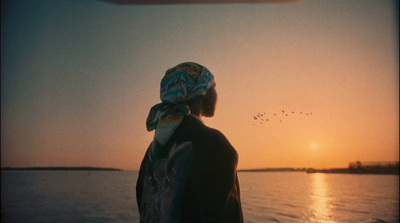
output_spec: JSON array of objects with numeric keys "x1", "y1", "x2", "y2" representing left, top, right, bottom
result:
[{"x1": 1, "y1": 0, "x2": 398, "y2": 170}]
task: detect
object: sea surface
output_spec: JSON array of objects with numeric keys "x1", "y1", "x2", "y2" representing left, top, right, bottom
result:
[{"x1": 1, "y1": 171, "x2": 398, "y2": 223}]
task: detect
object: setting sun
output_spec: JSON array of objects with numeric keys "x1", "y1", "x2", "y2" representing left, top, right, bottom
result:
[{"x1": 311, "y1": 143, "x2": 319, "y2": 150}]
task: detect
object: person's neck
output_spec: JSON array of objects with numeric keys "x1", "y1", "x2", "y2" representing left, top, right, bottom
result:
[
  {"x1": 189, "y1": 108, "x2": 201, "y2": 118},
  {"x1": 190, "y1": 113, "x2": 203, "y2": 122}
]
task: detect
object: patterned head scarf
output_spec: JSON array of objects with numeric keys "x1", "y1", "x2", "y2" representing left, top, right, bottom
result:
[{"x1": 146, "y1": 62, "x2": 215, "y2": 161}]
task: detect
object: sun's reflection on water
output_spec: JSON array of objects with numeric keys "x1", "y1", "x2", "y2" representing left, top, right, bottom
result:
[{"x1": 309, "y1": 173, "x2": 336, "y2": 223}]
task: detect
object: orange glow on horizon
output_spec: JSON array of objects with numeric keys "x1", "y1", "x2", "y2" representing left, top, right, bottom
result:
[{"x1": 1, "y1": 0, "x2": 398, "y2": 170}]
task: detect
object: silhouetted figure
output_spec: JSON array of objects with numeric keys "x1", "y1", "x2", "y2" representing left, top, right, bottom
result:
[{"x1": 137, "y1": 62, "x2": 243, "y2": 223}]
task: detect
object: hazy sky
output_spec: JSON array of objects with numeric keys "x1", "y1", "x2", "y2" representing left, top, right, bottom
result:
[{"x1": 1, "y1": 0, "x2": 398, "y2": 170}]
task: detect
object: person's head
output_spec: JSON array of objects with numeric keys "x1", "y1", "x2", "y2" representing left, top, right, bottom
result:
[
  {"x1": 160, "y1": 62, "x2": 217, "y2": 118},
  {"x1": 146, "y1": 62, "x2": 217, "y2": 160}
]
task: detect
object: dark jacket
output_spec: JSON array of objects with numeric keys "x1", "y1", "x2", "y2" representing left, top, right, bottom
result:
[{"x1": 136, "y1": 115, "x2": 243, "y2": 223}]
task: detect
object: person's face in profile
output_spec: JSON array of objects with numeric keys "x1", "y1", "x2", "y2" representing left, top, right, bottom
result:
[{"x1": 202, "y1": 84, "x2": 217, "y2": 117}]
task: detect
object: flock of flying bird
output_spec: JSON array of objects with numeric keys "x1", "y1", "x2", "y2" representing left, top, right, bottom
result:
[{"x1": 252, "y1": 110, "x2": 313, "y2": 125}]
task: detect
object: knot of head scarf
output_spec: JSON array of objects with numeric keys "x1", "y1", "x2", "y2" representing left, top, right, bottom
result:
[{"x1": 146, "y1": 62, "x2": 215, "y2": 161}]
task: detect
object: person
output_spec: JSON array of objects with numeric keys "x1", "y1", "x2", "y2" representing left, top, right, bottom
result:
[{"x1": 136, "y1": 62, "x2": 243, "y2": 223}]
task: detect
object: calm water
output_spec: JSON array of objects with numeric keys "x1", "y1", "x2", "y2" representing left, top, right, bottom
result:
[{"x1": 1, "y1": 171, "x2": 398, "y2": 223}]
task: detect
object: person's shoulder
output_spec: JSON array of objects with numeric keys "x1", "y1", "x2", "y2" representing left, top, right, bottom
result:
[
  {"x1": 203, "y1": 126, "x2": 238, "y2": 156},
  {"x1": 181, "y1": 116, "x2": 222, "y2": 138},
  {"x1": 203, "y1": 125, "x2": 228, "y2": 142},
  {"x1": 179, "y1": 116, "x2": 237, "y2": 154}
]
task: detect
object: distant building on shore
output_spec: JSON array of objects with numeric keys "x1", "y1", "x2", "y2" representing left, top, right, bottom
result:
[
  {"x1": 307, "y1": 161, "x2": 399, "y2": 175},
  {"x1": 348, "y1": 161, "x2": 399, "y2": 174}
]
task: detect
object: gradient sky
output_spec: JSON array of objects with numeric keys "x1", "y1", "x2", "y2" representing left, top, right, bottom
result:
[{"x1": 1, "y1": 0, "x2": 398, "y2": 170}]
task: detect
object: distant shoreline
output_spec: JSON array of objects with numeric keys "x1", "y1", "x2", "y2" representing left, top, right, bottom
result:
[
  {"x1": 238, "y1": 166, "x2": 399, "y2": 175},
  {"x1": 1, "y1": 167, "x2": 122, "y2": 171},
  {"x1": 238, "y1": 168, "x2": 313, "y2": 172}
]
